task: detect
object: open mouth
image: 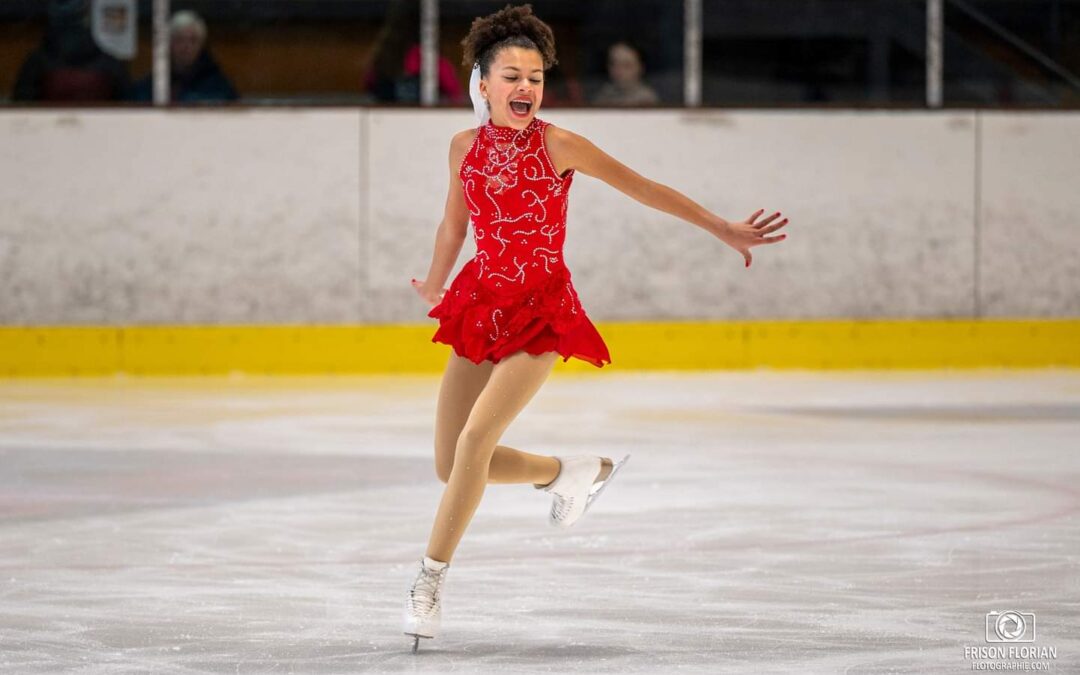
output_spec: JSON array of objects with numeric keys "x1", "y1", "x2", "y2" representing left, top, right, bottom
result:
[{"x1": 509, "y1": 99, "x2": 532, "y2": 117}]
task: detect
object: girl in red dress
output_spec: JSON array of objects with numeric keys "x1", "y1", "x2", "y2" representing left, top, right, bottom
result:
[{"x1": 404, "y1": 4, "x2": 789, "y2": 652}]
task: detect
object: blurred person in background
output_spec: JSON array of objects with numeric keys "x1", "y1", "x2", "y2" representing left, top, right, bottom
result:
[
  {"x1": 592, "y1": 40, "x2": 659, "y2": 106},
  {"x1": 128, "y1": 10, "x2": 237, "y2": 104},
  {"x1": 535, "y1": 59, "x2": 584, "y2": 106},
  {"x1": 11, "y1": 0, "x2": 130, "y2": 103},
  {"x1": 361, "y1": 0, "x2": 465, "y2": 104}
]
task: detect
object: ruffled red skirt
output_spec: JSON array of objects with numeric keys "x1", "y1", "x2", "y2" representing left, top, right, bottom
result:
[{"x1": 427, "y1": 258, "x2": 611, "y2": 368}]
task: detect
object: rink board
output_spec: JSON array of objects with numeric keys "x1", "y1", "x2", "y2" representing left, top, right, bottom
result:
[{"x1": 1, "y1": 318, "x2": 1078, "y2": 376}]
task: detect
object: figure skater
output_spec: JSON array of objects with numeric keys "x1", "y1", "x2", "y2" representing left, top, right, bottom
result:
[{"x1": 404, "y1": 3, "x2": 789, "y2": 652}]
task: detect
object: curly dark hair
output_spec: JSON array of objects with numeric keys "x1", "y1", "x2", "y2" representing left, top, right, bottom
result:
[{"x1": 460, "y1": 3, "x2": 558, "y2": 77}]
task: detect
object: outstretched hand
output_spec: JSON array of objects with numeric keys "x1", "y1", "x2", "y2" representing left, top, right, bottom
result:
[
  {"x1": 716, "y1": 209, "x2": 790, "y2": 268},
  {"x1": 411, "y1": 278, "x2": 447, "y2": 307}
]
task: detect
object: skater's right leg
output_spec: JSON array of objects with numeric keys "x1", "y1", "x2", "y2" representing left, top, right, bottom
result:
[
  {"x1": 405, "y1": 351, "x2": 557, "y2": 650},
  {"x1": 426, "y1": 350, "x2": 559, "y2": 563},
  {"x1": 434, "y1": 352, "x2": 561, "y2": 486}
]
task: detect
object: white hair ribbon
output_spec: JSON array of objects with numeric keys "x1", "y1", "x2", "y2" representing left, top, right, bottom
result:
[{"x1": 469, "y1": 61, "x2": 490, "y2": 126}]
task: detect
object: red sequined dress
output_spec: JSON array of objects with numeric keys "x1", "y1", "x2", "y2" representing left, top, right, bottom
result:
[{"x1": 427, "y1": 116, "x2": 611, "y2": 368}]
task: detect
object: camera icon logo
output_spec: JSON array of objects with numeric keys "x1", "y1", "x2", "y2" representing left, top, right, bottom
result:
[{"x1": 986, "y1": 611, "x2": 1036, "y2": 643}]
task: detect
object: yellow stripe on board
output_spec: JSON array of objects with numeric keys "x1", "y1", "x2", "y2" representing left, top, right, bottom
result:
[{"x1": 0, "y1": 319, "x2": 1077, "y2": 376}]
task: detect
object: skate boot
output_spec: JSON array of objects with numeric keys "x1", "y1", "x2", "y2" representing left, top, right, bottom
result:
[
  {"x1": 534, "y1": 454, "x2": 631, "y2": 528},
  {"x1": 403, "y1": 555, "x2": 450, "y2": 653}
]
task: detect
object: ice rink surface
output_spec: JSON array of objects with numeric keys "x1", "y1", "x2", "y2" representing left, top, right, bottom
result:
[{"x1": 1, "y1": 368, "x2": 1077, "y2": 674}]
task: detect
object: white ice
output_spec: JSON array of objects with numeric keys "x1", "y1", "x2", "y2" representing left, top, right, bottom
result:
[{"x1": 0, "y1": 369, "x2": 1077, "y2": 673}]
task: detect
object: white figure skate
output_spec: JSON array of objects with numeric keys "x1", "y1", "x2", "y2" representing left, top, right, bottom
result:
[
  {"x1": 535, "y1": 454, "x2": 631, "y2": 528},
  {"x1": 403, "y1": 556, "x2": 450, "y2": 653}
]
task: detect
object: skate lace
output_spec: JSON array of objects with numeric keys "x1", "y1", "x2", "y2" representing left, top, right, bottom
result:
[
  {"x1": 550, "y1": 471, "x2": 606, "y2": 522},
  {"x1": 408, "y1": 564, "x2": 447, "y2": 616},
  {"x1": 550, "y1": 494, "x2": 575, "y2": 522}
]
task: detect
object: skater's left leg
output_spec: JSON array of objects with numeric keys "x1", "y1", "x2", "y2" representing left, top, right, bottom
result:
[
  {"x1": 425, "y1": 350, "x2": 558, "y2": 563},
  {"x1": 433, "y1": 352, "x2": 562, "y2": 486}
]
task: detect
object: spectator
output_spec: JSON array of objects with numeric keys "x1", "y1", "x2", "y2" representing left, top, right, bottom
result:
[
  {"x1": 11, "y1": 0, "x2": 130, "y2": 103},
  {"x1": 361, "y1": 1, "x2": 464, "y2": 104},
  {"x1": 592, "y1": 40, "x2": 660, "y2": 106},
  {"x1": 128, "y1": 11, "x2": 238, "y2": 104}
]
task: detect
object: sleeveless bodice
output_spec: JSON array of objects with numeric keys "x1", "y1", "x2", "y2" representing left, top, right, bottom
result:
[
  {"x1": 459, "y1": 116, "x2": 575, "y2": 295},
  {"x1": 427, "y1": 115, "x2": 610, "y2": 369}
]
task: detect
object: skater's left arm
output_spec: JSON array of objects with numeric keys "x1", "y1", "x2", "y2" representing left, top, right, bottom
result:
[
  {"x1": 548, "y1": 126, "x2": 731, "y2": 235},
  {"x1": 547, "y1": 126, "x2": 790, "y2": 268}
]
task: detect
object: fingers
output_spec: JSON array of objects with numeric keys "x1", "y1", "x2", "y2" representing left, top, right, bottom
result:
[
  {"x1": 409, "y1": 277, "x2": 450, "y2": 295},
  {"x1": 747, "y1": 230, "x2": 788, "y2": 245},
  {"x1": 739, "y1": 209, "x2": 789, "y2": 267},
  {"x1": 752, "y1": 211, "x2": 783, "y2": 229},
  {"x1": 758, "y1": 217, "x2": 789, "y2": 234}
]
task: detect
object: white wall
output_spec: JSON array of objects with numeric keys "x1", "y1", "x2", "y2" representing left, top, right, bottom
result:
[{"x1": 0, "y1": 108, "x2": 1076, "y2": 324}]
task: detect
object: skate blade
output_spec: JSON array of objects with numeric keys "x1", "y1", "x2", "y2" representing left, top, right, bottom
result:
[
  {"x1": 584, "y1": 453, "x2": 630, "y2": 513},
  {"x1": 405, "y1": 632, "x2": 432, "y2": 653}
]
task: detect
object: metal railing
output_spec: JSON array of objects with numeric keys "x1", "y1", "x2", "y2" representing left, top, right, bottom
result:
[{"x1": 9, "y1": 0, "x2": 1076, "y2": 108}]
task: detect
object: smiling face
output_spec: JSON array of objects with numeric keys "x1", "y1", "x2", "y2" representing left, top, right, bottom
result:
[{"x1": 479, "y1": 46, "x2": 545, "y2": 129}]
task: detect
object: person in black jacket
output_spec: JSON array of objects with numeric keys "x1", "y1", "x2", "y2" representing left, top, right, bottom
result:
[
  {"x1": 12, "y1": 0, "x2": 130, "y2": 102},
  {"x1": 128, "y1": 10, "x2": 238, "y2": 104}
]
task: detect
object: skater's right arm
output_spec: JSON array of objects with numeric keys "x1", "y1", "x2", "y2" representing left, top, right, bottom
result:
[{"x1": 412, "y1": 129, "x2": 476, "y2": 307}]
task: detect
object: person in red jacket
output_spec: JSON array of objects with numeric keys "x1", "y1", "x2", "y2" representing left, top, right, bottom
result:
[{"x1": 361, "y1": 2, "x2": 465, "y2": 104}]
